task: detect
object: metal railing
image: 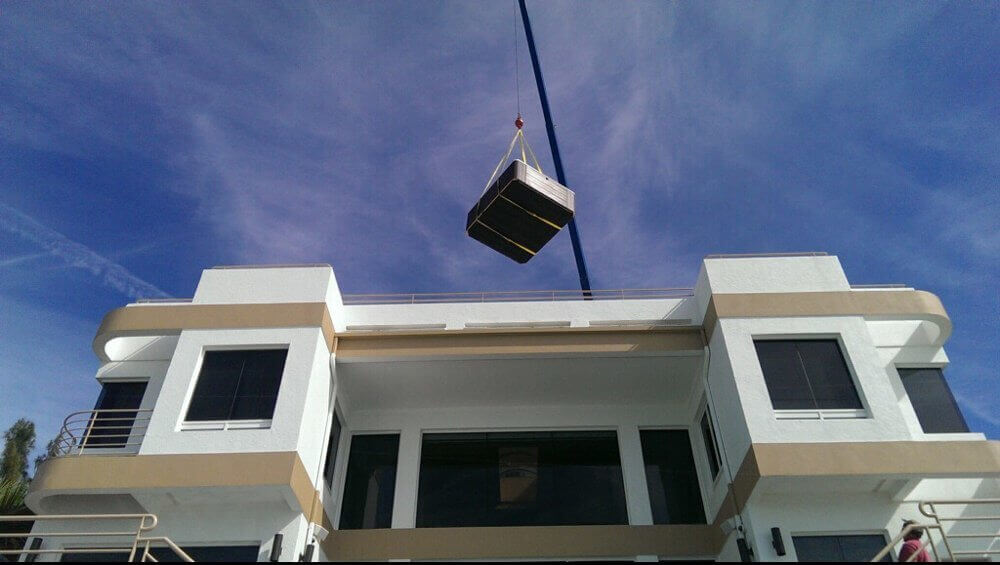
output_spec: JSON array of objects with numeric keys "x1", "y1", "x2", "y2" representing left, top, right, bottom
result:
[
  {"x1": 871, "y1": 499, "x2": 1000, "y2": 561},
  {"x1": 342, "y1": 288, "x2": 694, "y2": 305},
  {"x1": 134, "y1": 297, "x2": 194, "y2": 304},
  {"x1": 0, "y1": 514, "x2": 193, "y2": 561},
  {"x1": 704, "y1": 252, "x2": 828, "y2": 258},
  {"x1": 54, "y1": 409, "x2": 153, "y2": 457}
]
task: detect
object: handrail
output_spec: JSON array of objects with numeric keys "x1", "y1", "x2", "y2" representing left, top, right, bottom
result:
[
  {"x1": 0, "y1": 513, "x2": 193, "y2": 562},
  {"x1": 704, "y1": 252, "x2": 828, "y2": 258},
  {"x1": 343, "y1": 288, "x2": 694, "y2": 305},
  {"x1": 54, "y1": 409, "x2": 154, "y2": 457},
  {"x1": 134, "y1": 298, "x2": 194, "y2": 304},
  {"x1": 871, "y1": 499, "x2": 1000, "y2": 561}
]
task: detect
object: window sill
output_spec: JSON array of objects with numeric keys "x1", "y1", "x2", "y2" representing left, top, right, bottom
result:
[
  {"x1": 181, "y1": 419, "x2": 272, "y2": 431},
  {"x1": 774, "y1": 409, "x2": 867, "y2": 421}
]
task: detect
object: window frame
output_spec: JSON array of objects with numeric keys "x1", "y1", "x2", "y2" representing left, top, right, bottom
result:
[
  {"x1": 895, "y1": 365, "x2": 970, "y2": 434},
  {"x1": 413, "y1": 429, "x2": 630, "y2": 528},
  {"x1": 696, "y1": 403, "x2": 723, "y2": 484},
  {"x1": 752, "y1": 335, "x2": 869, "y2": 419},
  {"x1": 336, "y1": 431, "x2": 402, "y2": 530},
  {"x1": 637, "y1": 426, "x2": 709, "y2": 526},
  {"x1": 86, "y1": 379, "x2": 150, "y2": 450},
  {"x1": 323, "y1": 407, "x2": 345, "y2": 489},
  {"x1": 180, "y1": 345, "x2": 290, "y2": 430},
  {"x1": 790, "y1": 530, "x2": 893, "y2": 562}
]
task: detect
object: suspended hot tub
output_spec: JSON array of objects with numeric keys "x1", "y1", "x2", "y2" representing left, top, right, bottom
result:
[{"x1": 466, "y1": 159, "x2": 575, "y2": 263}]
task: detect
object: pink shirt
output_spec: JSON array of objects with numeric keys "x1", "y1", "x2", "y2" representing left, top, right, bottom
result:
[{"x1": 899, "y1": 539, "x2": 931, "y2": 562}]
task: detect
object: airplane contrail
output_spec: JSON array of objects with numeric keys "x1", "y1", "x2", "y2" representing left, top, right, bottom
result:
[{"x1": 0, "y1": 202, "x2": 170, "y2": 300}]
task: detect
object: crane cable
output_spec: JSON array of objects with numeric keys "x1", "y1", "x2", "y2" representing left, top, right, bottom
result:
[
  {"x1": 514, "y1": 0, "x2": 520, "y2": 118},
  {"x1": 480, "y1": 1, "x2": 542, "y2": 196}
]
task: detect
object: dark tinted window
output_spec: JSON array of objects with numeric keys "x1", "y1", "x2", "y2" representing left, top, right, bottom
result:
[
  {"x1": 793, "y1": 534, "x2": 890, "y2": 562},
  {"x1": 416, "y1": 431, "x2": 627, "y2": 527},
  {"x1": 323, "y1": 411, "x2": 343, "y2": 487},
  {"x1": 339, "y1": 434, "x2": 399, "y2": 529},
  {"x1": 60, "y1": 551, "x2": 130, "y2": 561},
  {"x1": 640, "y1": 430, "x2": 706, "y2": 524},
  {"x1": 87, "y1": 381, "x2": 147, "y2": 448},
  {"x1": 185, "y1": 349, "x2": 287, "y2": 421},
  {"x1": 61, "y1": 545, "x2": 260, "y2": 562},
  {"x1": 754, "y1": 340, "x2": 862, "y2": 410},
  {"x1": 149, "y1": 545, "x2": 260, "y2": 561},
  {"x1": 898, "y1": 368, "x2": 969, "y2": 433},
  {"x1": 700, "y1": 410, "x2": 721, "y2": 480}
]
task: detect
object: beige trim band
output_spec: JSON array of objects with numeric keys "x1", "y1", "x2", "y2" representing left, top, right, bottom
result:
[
  {"x1": 335, "y1": 328, "x2": 705, "y2": 360},
  {"x1": 705, "y1": 290, "x2": 951, "y2": 341},
  {"x1": 93, "y1": 303, "x2": 336, "y2": 360},
  {"x1": 29, "y1": 452, "x2": 318, "y2": 516},
  {"x1": 320, "y1": 523, "x2": 724, "y2": 560},
  {"x1": 728, "y1": 440, "x2": 1000, "y2": 512}
]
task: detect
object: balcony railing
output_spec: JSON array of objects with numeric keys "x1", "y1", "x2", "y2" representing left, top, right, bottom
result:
[
  {"x1": 54, "y1": 409, "x2": 153, "y2": 457},
  {"x1": 343, "y1": 288, "x2": 695, "y2": 305},
  {"x1": 0, "y1": 513, "x2": 193, "y2": 561},
  {"x1": 871, "y1": 499, "x2": 1000, "y2": 561}
]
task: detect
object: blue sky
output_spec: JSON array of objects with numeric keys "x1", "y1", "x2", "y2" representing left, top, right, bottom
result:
[{"x1": 1, "y1": 2, "x2": 997, "y2": 464}]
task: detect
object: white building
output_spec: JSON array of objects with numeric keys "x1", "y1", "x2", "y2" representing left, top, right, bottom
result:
[{"x1": 10, "y1": 253, "x2": 999, "y2": 561}]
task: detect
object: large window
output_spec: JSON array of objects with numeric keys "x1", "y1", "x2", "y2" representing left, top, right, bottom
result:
[
  {"x1": 699, "y1": 409, "x2": 721, "y2": 480},
  {"x1": 61, "y1": 545, "x2": 259, "y2": 562},
  {"x1": 640, "y1": 430, "x2": 706, "y2": 524},
  {"x1": 416, "y1": 431, "x2": 627, "y2": 527},
  {"x1": 754, "y1": 339, "x2": 863, "y2": 410},
  {"x1": 323, "y1": 410, "x2": 343, "y2": 488},
  {"x1": 898, "y1": 368, "x2": 969, "y2": 434},
  {"x1": 792, "y1": 534, "x2": 890, "y2": 562},
  {"x1": 87, "y1": 381, "x2": 147, "y2": 448},
  {"x1": 339, "y1": 434, "x2": 400, "y2": 530},
  {"x1": 185, "y1": 349, "x2": 288, "y2": 422}
]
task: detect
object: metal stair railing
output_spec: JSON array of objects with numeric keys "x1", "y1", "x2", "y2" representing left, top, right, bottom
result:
[
  {"x1": 0, "y1": 513, "x2": 194, "y2": 562},
  {"x1": 871, "y1": 499, "x2": 1000, "y2": 562},
  {"x1": 54, "y1": 408, "x2": 153, "y2": 456}
]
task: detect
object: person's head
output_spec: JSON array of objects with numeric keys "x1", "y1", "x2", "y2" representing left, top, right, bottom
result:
[{"x1": 902, "y1": 519, "x2": 924, "y2": 541}]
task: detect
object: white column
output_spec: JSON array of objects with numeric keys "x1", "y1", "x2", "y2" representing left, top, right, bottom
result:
[
  {"x1": 619, "y1": 424, "x2": 654, "y2": 525},
  {"x1": 390, "y1": 424, "x2": 422, "y2": 528}
]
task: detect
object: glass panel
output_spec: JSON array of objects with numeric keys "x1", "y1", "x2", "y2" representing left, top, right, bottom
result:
[
  {"x1": 640, "y1": 430, "x2": 706, "y2": 525},
  {"x1": 149, "y1": 545, "x2": 261, "y2": 562},
  {"x1": 60, "y1": 551, "x2": 132, "y2": 562},
  {"x1": 899, "y1": 368, "x2": 969, "y2": 433},
  {"x1": 185, "y1": 351, "x2": 245, "y2": 421},
  {"x1": 229, "y1": 349, "x2": 287, "y2": 420},
  {"x1": 416, "y1": 431, "x2": 627, "y2": 527},
  {"x1": 323, "y1": 412, "x2": 343, "y2": 487},
  {"x1": 185, "y1": 349, "x2": 287, "y2": 422},
  {"x1": 754, "y1": 340, "x2": 814, "y2": 409},
  {"x1": 839, "y1": 534, "x2": 891, "y2": 562},
  {"x1": 793, "y1": 535, "x2": 843, "y2": 561},
  {"x1": 700, "y1": 410, "x2": 721, "y2": 479},
  {"x1": 793, "y1": 534, "x2": 890, "y2": 562},
  {"x1": 796, "y1": 340, "x2": 862, "y2": 409},
  {"x1": 87, "y1": 381, "x2": 147, "y2": 448},
  {"x1": 339, "y1": 434, "x2": 400, "y2": 530}
]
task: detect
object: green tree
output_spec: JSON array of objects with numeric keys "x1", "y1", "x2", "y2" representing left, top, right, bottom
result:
[
  {"x1": 0, "y1": 478, "x2": 31, "y2": 553},
  {"x1": 1, "y1": 419, "x2": 36, "y2": 483},
  {"x1": 33, "y1": 436, "x2": 61, "y2": 475}
]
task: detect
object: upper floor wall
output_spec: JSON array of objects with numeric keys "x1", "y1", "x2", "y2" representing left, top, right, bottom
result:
[
  {"x1": 693, "y1": 254, "x2": 977, "y2": 476},
  {"x1": 80, "y1": 256, "x2": 970, "y2": 474}
]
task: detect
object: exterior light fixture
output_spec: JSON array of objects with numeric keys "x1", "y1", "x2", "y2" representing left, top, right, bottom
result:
[
  {"x1": 268, "y1": 533, "x2": 282, "y2": 562},
  {"x1": 771, "y1": 527, "x2": 786, "y2": 556}
]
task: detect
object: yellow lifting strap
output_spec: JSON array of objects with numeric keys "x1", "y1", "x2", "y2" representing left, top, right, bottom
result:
[{"x1": 481, "y1": 126, "x2": 544, "y2": 195}]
